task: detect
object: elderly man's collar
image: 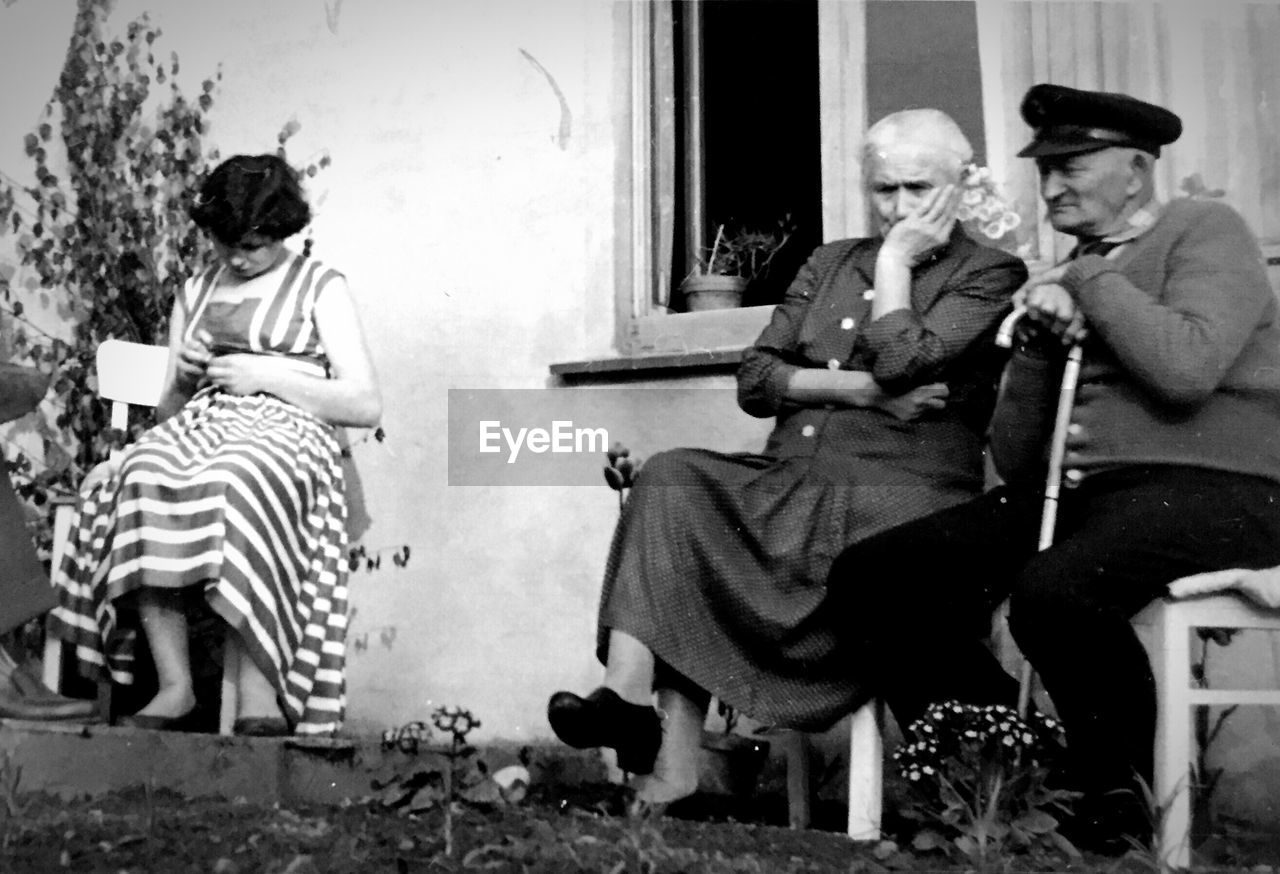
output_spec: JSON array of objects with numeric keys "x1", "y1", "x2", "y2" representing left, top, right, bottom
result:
[{"x1": 1072, "y1": 198, "x2": 1164, "y2": 257}]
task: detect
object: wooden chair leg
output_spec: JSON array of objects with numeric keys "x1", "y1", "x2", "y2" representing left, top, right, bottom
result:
[
  {"x1": 847, "y1": 699, "x2": 883, "y2": 840},
  {"x1": 42, "y1": 502, "x2": 77, "y2": 692},
  {"x1": 96, "y1": 679, "x2": 113, "y2": 723},
  {"x1": 219, "y1": 635, "x2": 239, "y2": 736},
  {"x1": 41, "y1": 625, "x2": 63, "y2": 693},
  {"x1": 783, "y1": 730, "x2": 813, "y2": 829},
  {"x1": 1151, "y1": 603, "x2": 1193, "y2": 871}
]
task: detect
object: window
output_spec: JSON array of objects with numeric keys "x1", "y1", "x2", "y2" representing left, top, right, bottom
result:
[
  {"x1": 670, "y1": 0, "x2": 822, "y2": 312},
  {"x1": 614, "y1": 0, "x2": 988, "y2": 361}
]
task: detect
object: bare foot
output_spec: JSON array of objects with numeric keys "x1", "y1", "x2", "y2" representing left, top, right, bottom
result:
[
  {"x1": 134, "y1": 684, "x2": 196, "y2": 719},
  {"x1": 234, "y1": 645, "x2": 285, "y2": 721}
]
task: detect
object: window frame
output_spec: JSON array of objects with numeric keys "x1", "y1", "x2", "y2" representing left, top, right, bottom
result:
[{"x1": 609, "y1": 0, "x2": 869, "y2": 362}]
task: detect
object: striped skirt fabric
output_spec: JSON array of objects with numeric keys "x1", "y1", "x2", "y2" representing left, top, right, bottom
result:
[{"x1": 49, "y1": 388, "x2": 351, "y2": 735}]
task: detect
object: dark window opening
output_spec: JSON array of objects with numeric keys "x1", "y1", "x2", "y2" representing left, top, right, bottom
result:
[{"x1": 671, "y1": 0, "x2": 822, "y2": 311}]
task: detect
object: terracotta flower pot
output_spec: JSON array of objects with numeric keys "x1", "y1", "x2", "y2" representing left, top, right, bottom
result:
[{"x1": 681, "y1": 274, "x2": 747, "y2": 312}]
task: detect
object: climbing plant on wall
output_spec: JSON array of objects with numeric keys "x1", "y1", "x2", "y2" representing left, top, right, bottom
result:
[
  {"x1": 0, "y1": 1, "x2": 403, "y2": 582},
  {"x1": 0, "y1": 0, "x2": 220, "y2": 536}
]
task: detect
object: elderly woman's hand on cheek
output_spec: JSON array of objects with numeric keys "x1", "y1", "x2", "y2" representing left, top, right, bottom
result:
[{"x1": 881, "y1": 184, "x2": 961, "y2": 268}]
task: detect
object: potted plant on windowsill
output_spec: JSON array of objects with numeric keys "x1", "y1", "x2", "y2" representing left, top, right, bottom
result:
[{"x1": 680, "y1": 220, "x2": 793, "y2": 312}]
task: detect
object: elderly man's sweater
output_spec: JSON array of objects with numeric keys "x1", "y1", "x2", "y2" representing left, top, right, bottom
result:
[{"x1": 991, "y1": 198, "x2": 1280, "y2": 486}]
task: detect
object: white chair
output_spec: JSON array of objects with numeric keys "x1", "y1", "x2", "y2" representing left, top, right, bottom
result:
[
  {"x1": 42, "y1": 339, "x2": 241, "y2": 735},
  {"x1": 785, "y1": 593, "x2": 1280, "y2": 872},
  {"x1": 1135, "y1": 593, "x2": 1280, "y2": 871},
  {"x1": 783, "y1": 699, "x2": 883, "y2": 839}
]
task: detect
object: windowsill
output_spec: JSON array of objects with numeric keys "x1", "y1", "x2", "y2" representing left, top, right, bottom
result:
[
  {"x1": 552, "y1": 305, "x2": 775, "y2": 383},
  {"x1": 550, "y1": 348, "x2": 745, "y2": 382}
]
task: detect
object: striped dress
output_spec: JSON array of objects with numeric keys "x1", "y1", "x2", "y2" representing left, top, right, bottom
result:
[{"x1": 49, "y1": 252, "x2": 352, "y2": 735}]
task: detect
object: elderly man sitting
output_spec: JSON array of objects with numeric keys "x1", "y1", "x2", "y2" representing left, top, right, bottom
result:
[{"x1": 825, "y1": 83, "x2": 1280, "y2": 855}]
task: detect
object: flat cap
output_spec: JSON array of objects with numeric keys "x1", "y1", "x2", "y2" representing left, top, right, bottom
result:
[{"x1": 1017, "y1": 83, "x2": 1182, "y2": 158}]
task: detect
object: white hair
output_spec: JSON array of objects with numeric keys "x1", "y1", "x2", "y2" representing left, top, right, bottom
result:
[{"x1": 862, "y1": 109, "x2": 974, "y2": 182}]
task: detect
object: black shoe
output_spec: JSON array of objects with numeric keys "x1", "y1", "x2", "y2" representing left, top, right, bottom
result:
[
  {"x1": 0, "y1": 674, "x2": 99, "y2": 722},
  {"x1": 547, "y1": 687, "x2": 661, "y2": 774}
]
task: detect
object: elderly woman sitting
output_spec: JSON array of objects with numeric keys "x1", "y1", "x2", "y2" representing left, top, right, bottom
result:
[{"x1": 548, "y1": 109, "x2": 1028, "y2": 804}]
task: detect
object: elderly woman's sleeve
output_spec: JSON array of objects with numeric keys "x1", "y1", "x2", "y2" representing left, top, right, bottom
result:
[
  {"x1": 858, "y1": 251, "x2": 1027, "y2": 395},
  {"x1": 736, "y1": 254, "x2": 823, "y2": 418}
]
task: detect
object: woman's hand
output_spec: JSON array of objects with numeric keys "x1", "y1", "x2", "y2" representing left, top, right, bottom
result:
[
  {"x1": 176, "y1": 329, "x2": 214, "y2": 387},
  {"x1": 876, "y1": 382, "x2": 949, "y2": 422},
  {"x1": 880, "y1": 184, "x2": 960, "y2": 268},
  {"x1": 204, "y1": 353, "x2": 272, "y2": 396}
]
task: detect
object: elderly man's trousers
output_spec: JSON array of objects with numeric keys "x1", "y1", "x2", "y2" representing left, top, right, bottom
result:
[{"x1": 826, "y1": 465, "x2": 1280, "y2": 805}]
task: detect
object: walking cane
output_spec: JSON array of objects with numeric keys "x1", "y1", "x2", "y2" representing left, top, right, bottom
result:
[
  {"x1": 1015, "y1": 339, "x2": 1085, "y2": 717},
  {"x1": 995, "y1": 301, "x2": 1087, "y2": 715}
]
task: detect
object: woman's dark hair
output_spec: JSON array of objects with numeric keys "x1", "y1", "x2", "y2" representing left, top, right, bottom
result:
[{"x1": 189, "y1": 154, "x2": 311, "y2": 244}]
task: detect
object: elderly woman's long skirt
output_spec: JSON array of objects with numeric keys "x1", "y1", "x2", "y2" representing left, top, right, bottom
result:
[
  {"x1": 597, "y1": 447, "x2": 975, "y2": 731},
  {"x1": 49, "y1": 389, "x2": 350, "y2": 735}
]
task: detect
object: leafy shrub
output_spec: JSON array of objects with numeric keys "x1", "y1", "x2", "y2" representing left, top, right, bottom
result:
[{"x1": 0, "y1": 0, "x2": 221, "y2": 551}]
